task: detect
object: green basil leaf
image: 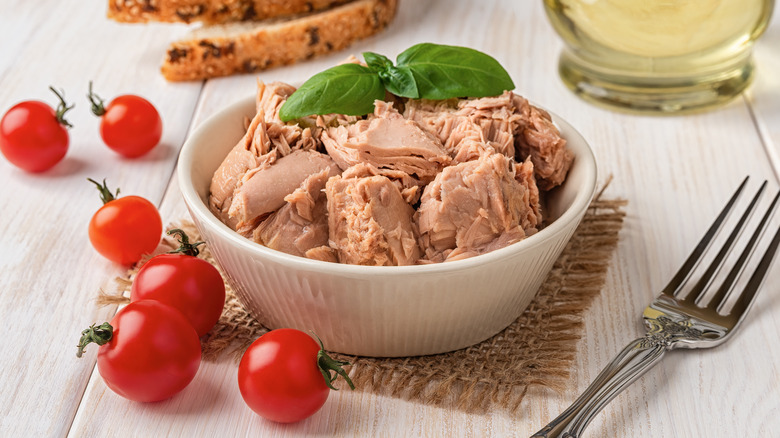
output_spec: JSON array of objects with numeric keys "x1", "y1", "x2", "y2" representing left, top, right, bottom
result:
[
  {"x1": 380, "y1": 65, "x2": 419, "y2": 98},
  {"x1": 363, "y1": 51, "x2": 394, "y2": 73},
  {"x1": 364, "y1": 52, "x2": 419, "y2": 98},
  {"x1": 279, "y1": 63, "x2": 385, "y2": 121},
  {"x1": 397, "y1": 43, "x2": 515, "y2": 100}
]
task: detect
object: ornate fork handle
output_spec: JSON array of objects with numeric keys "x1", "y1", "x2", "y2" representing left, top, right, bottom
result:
[
  {"x1": 532, "y1": 338, "x2": 666, "y2": 437},
  {"x1": 532, "y1": 327, "x2": 682, "y2": 437}
]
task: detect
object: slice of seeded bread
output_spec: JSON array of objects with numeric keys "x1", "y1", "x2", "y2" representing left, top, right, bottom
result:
[
  {"x1": 160, "y1": 0, "x2": 397, "y2": 81},
  {"x1": 108, "y1": 0, "x2": 352, "y2": 24}
]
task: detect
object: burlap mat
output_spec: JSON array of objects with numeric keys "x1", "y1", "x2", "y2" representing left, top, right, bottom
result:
[{"x1": 97, "y1": 192, "x2": 626, "y2": 414}]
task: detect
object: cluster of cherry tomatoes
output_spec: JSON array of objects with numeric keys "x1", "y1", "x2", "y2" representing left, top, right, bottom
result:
[
  {"x1": 78, "y1": 225, "x2": 226, "y2": 402},
  {"x1": 3, "y1": 85, "x2": 357, "y2": 423},
  {"x1": 80, "y1": 179, "x2": 354, "y2": 422},
  {"x1": 0, "y1": 83, "x2": 162, "y2": 172},
  {"x1": 79, "y1": 273, "x2": 352, "y2": 422}
]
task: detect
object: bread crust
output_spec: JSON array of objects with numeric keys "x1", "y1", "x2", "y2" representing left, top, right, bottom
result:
[
  {"x1": 108, "y1": 0, "x2": 352, "y2": 24},
  {"x1": 160, "y1": 0, "x2": 397, "y2": 81}
]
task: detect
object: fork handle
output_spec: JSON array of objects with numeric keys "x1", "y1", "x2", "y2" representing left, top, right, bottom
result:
[{"x1": 532, "y1": 337, "x2": 668, "y2": 438}]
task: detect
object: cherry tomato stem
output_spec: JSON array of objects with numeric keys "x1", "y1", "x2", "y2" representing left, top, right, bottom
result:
[
  {"x1": 166, "y1": 228, "x2": 204, "y2": 257},
  {"x1": 76, "y1": 322, "x2": 114, "y2": 358},
  {"x1": 315, "y1": 335, "x2": 355, "y2": 391},
  {"x1": 86, "y1": 81, "x2": 106, "y2": 116},
  {"x1": 87, "y1": 177, "x2": 120, "y2": 204},
  {"x1": 48, "y1": 86, "x2": 74, "y2": 128}
]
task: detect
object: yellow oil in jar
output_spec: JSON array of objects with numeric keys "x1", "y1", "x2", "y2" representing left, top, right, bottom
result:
[{"x1": 544, "y1": 0, "x2": 775, "y2": 113}]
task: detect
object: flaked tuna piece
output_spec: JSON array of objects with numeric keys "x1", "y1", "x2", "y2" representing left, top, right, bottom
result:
[
  {"x1": 253, "y1": 81, "x2": 320, "y2": 154},
  {"x1": 255, "y1": 80, "x2": 321, "y2": 153},
  {"x1": 447, "y1": 129, "x2": 494, "y2": 164},
  {"x1": 208, "y1": 109, "x2": 321, "y2": 229},
  {"x1": 403, "y1": 98, "x2": 472, "y2": 157},
  {"x1": 512, "y1": 94, "x2": 573, "y2": 190},
  {"x1": 326, "y1": 174, "x2": 421, "y2": 266},
  {"x1": 372, "y1": 100, "x2": 404, "y2": 119},
  {"x1": 514, "y1": 157, "x2": 542, "y2": 233},
  {"x1": 342, "y1": 162, "x2": 424, "y2": 204},
  {"x1": 305, "y1": 245, "x2": 340, "y2": 263},
  {"x1": 246, "y1": 112, "x2": 320, "y2": 157},
  {"x1": 402, "y1": 98, "x2": 458, "y2": 141},
  {"x1": 461, "y1": 93, "x2": 572, "y2": 189},
  {"x1": 403, "y1": 95, "x2": 516, "y2": 161},
  {"x1": 416, "y1": 153, "x2": 541, "y2": 262},
  {"x1": 256, "y1": 80, "x2": 297, "y2": 123},
  {"x1": 252, "y1": 168, "x2": 332, "y2": 258},
  {"x1": 423, "y1": 226, "x2": 528, "y2": 263},
  {"x1": 456, "y1": 92, "x2": 518, "y2": 119},
  {"x1": 315, "y1": 113, "x2": 358, "y2": 129},
  {"x1": 209, "y1": 76, "x2": 324, "y2": 232},
  {"x1": 321, "y1": 101, "x2": 450, "y2": 182},
  {"x1": 209, "y1": 110, "x2": 279, "y2": 229},
  {"x1": 433, "y1": 113, "x2": 492, "y2": 163},
  {"x1": 454, "y1": 91, "x2": 519, "y2": 158},
  {"x1": 229, "y1": 149, "x2": 340, "y2": 234},
  {"x1": 405, "y1": 92, "x2": 573, "y2": 189}
]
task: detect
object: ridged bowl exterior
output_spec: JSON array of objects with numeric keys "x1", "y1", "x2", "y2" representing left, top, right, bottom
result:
[{"x1": 179, "y1": 96, "x2": 597, "y2": 357}]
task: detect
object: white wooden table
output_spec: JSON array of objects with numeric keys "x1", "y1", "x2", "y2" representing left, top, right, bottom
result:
[{"x1": 1, "y1": 1, "x2": 779, "y2": 436}]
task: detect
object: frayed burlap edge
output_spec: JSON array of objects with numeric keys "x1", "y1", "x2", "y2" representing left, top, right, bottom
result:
[{"x1": 96, "y1": 190, "x2": 626, "y2": 414}]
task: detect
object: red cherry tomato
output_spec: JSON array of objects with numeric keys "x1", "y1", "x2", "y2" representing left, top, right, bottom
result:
[
  {"x1": 0, "y1": 87, "x2": 72, "y2": 172},
  {"x1": 77, "y1": 300, "x2": 201, "y2": 402},
  {"x1": 131, "y1": 229, "x2": 226, "y2": 336},
  {"x1": 238, "y1": 329, "x2": 355, "y2": 423},
  {"x1": 88, "y1": 82, "x2": 162, "y2": 158},
  {"x1": 87, "y1": 178, "x2": 162, "y2": 265}
]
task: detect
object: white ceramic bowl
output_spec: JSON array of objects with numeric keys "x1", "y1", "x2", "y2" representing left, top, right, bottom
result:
[{"x1": 178, "y1": 95, "x2": 597, "y2": 357}]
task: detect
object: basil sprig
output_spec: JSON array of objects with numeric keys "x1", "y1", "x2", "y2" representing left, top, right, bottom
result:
[
  {"x1": 363, "y1": 52, "x2": 419, "y2": 98},
  {"x1": 279, "y1": 43, "x2": 514, "y2": 122}
]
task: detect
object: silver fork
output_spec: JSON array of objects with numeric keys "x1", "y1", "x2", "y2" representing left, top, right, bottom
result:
[{"x1": 533, "y1": 177, "x2": 780, "y2": 438}]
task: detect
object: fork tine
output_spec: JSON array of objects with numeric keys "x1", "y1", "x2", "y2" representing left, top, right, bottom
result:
[
  {"x1": 663, "y1": 176, "x2": 749, "y2": 296},
  {"x1": 718, "y1": 191, "x2": 780, "y2": 318},
  {"x1": 707, "y1": 189, "x2": 779, "y2": 309},
  {"x1": 683, "y1": 181, "x2": 768, "y2": 303},
  {"x1": 708, "y1": 193, "x2": 780, "y2": 311}
]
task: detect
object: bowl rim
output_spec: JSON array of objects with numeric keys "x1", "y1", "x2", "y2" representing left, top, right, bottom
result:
[{"x1": 178, "y1": 94, "x2": 598, "y2": 275}]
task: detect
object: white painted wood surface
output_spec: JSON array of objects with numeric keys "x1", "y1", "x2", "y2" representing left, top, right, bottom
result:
[{"x1": 0, "y1": 1, "x2": 778, "y2": 436}]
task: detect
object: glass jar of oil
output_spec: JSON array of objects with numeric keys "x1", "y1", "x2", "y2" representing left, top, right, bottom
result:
[{"x1": 543, "y1": 0, "x2": 775, "y2": 113}]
